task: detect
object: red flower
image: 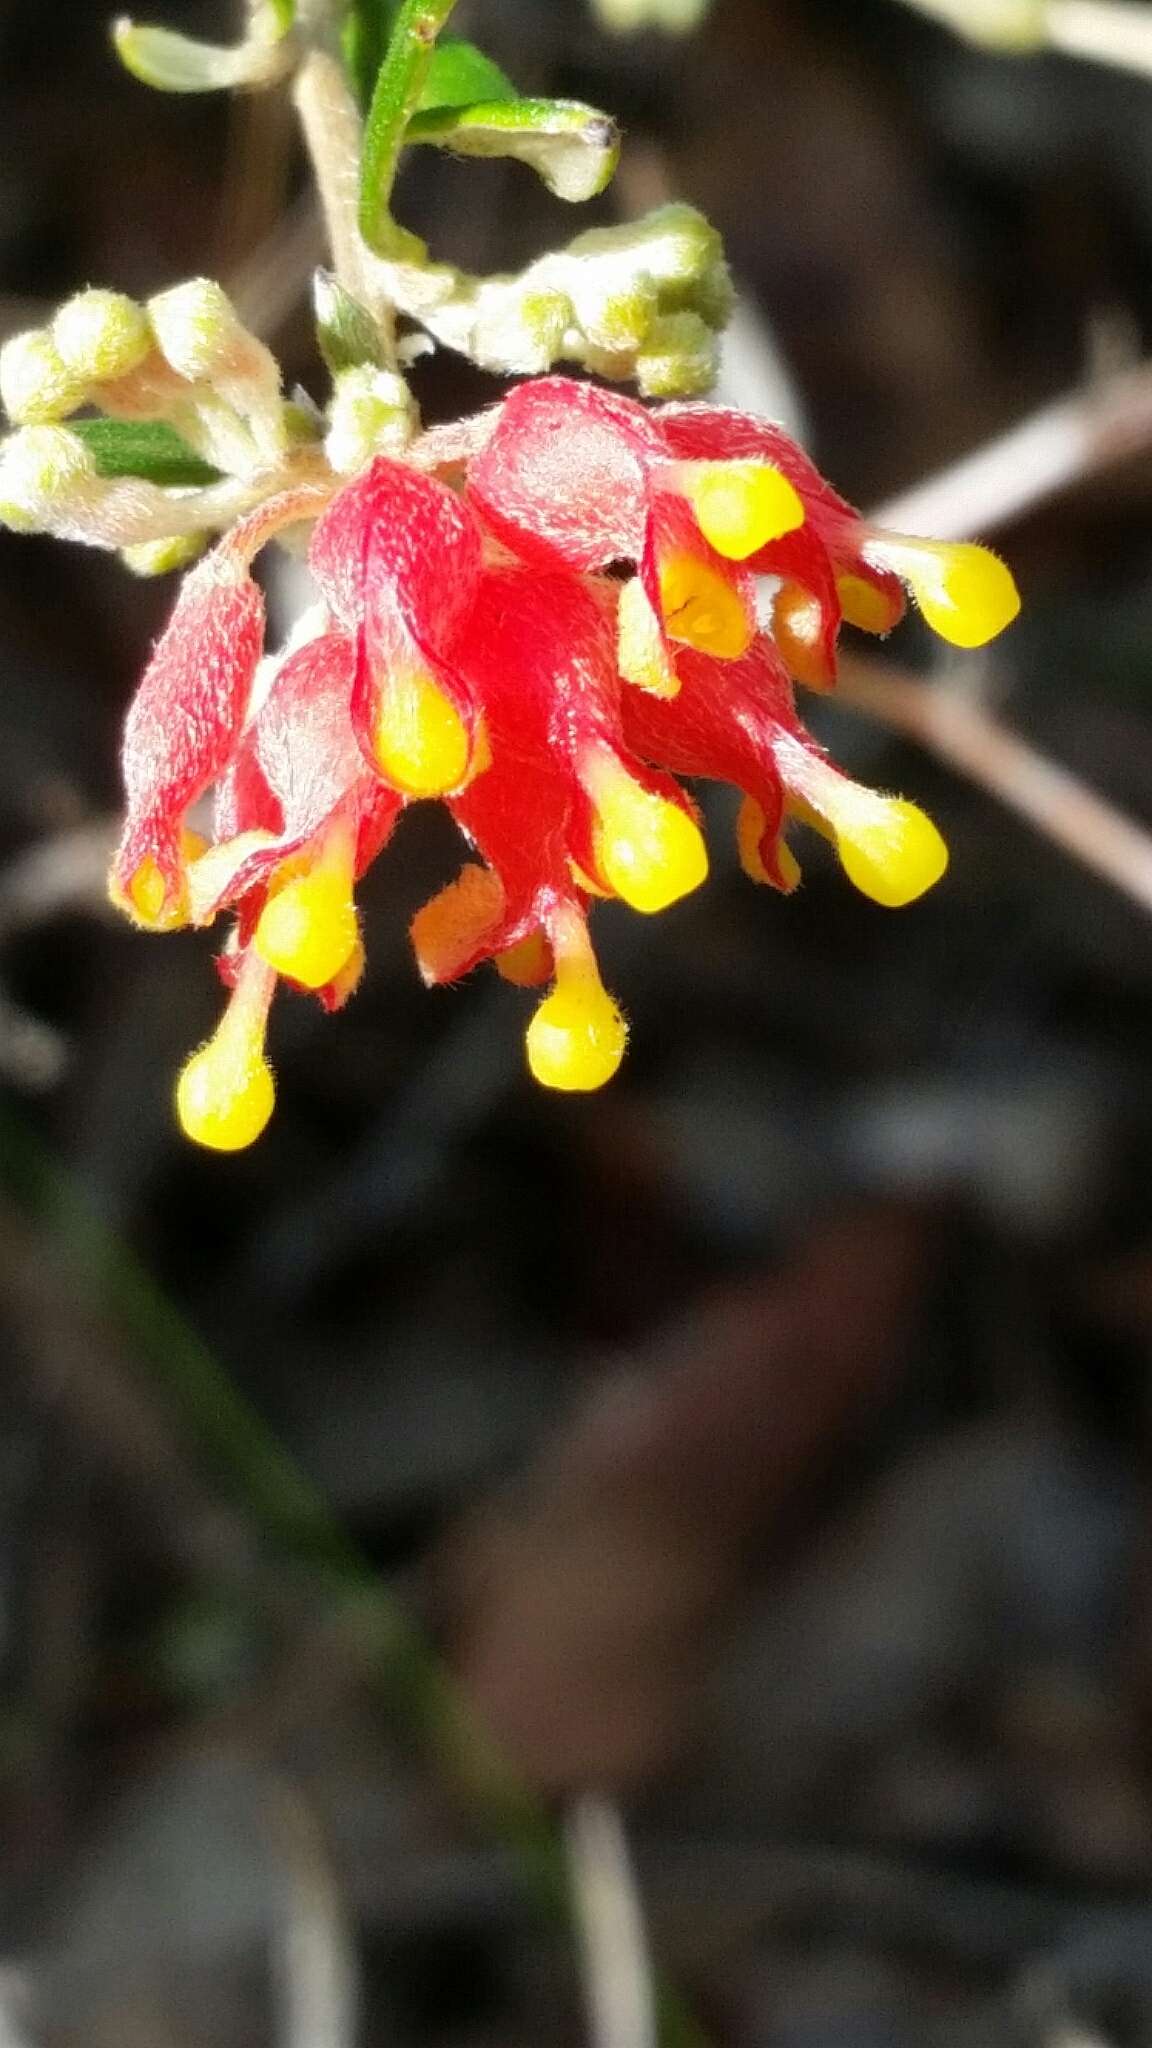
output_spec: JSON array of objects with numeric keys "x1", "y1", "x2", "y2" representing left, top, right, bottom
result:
[{"x1": 108, "y1": 377, "x2": 1020, "y2": 1149}]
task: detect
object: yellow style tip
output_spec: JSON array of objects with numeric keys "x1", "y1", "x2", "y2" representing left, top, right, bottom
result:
[
  {"x1": 526, "y1": 976, "x2": 628, "y2": 1092},
  {"x1": 874, "y1": 537, "x2": 1020, "y2": 650},
  {"x1": 592, "y1": 769, "x2": 709, "y2": 914},
  {"x1": 658, "y1": 550, "x2": 753, "y2": 660},
  {"x1": 835, "y1": 798, "x2": 949, "y2": 908},
  {"x1": 176, "y1": 1032, "x2": 276, "y2": 1152},
  {"x1": 684, "y1": 461, "x2": 805, "y2": 561},
  {"x1": 374, "y1": 669, "x2": 473, "y2": 798},
  {"x1": 254, "y1": 865, "x2": 359, "y2": 990}
]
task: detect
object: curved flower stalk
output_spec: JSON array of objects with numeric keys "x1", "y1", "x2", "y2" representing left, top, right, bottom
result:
[{"x1": 78, "y1": 374, "x2": 1018, "y2": 1149}]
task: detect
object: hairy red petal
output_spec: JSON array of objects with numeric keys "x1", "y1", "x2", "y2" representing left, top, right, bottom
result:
[
  {"x1": 469, "y1": 376, "x2": 665, "y2": 574},
  {"x1": 114, "y1": 551, "x2": 265, "y2": 909}
]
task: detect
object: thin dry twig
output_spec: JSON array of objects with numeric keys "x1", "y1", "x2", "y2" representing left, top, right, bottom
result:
[
  {"x1": 872, "y1": 357, "x2": 1152, "y2": 540},
  {"x1": 568, "y1": 1797, "x2": 658, "y2": 2048},
  {"x1": 266, "y1": 1783, "x2": 360, "y2": 2048},
  {"x1": 839, "y1": 656, "x2": 1152, "y2": 917}
]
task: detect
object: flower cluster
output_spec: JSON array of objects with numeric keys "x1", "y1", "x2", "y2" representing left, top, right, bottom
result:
[{"x1": 94, "y1": 371, "x2": 1019, "y2": 1150}]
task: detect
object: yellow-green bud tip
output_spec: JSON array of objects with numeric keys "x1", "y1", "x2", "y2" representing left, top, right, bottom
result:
[{"x1": 53, "y1": 290, "x2": 152, "y2": 383}]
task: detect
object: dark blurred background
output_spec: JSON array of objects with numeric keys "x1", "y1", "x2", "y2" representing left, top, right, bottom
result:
[{"x1": 4, "y1": 1, "x2": 1152, "y2": 2044}]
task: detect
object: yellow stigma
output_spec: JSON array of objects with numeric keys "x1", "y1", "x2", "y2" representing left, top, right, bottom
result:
[
  {"x1": 682, "y1": 461, "x2": 805, "y2": 561},
  {"x1": 872, "y1": 537, "x2": 1020, "y2": 649},
  {"x1": 736, "y1": 795, "x2": 801, "y2": 891},
  {"x1": 373, "y1": 668, "x2": 473, "y2": 798},
  {"x1": 658, "y1": 551, "x2": 753, "y2": 659},
  {"x1": 526, "y1": 972, "x2": 627, "y2": 1093},
  {"x1": 834, "y1": 797, "x2": 949, "y2": 908},
  {"x1": 254, "y1": 843, "x2": 359, "y2": 991},
  {"x1": 617, "y1": 576, "x2": 679, "y2": 698},
  {"x1": 589, "y1": 761, "x2": 709, "y2": 914},
  {"x1": 836, "y1": 573, "x2": 902, "y2": 636},
  {"x1": 176, "y1": 1001, "x2": 275, "y2": 1153}
]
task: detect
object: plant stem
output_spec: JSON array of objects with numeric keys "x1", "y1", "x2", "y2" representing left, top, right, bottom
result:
[
  {"x1": 293, "y1": 47, "x2": 398, "y2": 363},
  {"x1": 359, "y1": 0, "x2": 460, "y2": 253}
]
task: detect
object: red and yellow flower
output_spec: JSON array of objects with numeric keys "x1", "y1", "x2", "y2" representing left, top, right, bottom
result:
[{"x1": 107, "y1": 375, "x2": 1020, "y2": 1149}]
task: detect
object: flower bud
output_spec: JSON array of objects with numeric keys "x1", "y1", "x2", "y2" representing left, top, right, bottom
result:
[
  {"x1": 0, "y1": 425, "x2": 97, "y2": 531},
  {"x1": 472, "y1": 289, "x2": 574, "y2": 376},
  {"x1": 324, "y1": 367, "x2": 417, "y2": 475},
  {"x1": 0, "y1": 330, "x2": 88, "y2": 425},
  {"x1": 636, "y1": 311, "x2": 720, "y2": 398},
  {"x1": 148, "y1": 279, "x2": 251, "y2": 382},
  {"x1": 53, "y1": 289, "x2": 152, "y2": 383},
  {"x1": 148, "y1": 279, "x2": 285, "y2": 464}
]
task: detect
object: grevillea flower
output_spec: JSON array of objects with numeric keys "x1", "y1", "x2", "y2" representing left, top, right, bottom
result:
[{"x1": 107, "y1": 375, "x2": 1020, "y2": 1149}]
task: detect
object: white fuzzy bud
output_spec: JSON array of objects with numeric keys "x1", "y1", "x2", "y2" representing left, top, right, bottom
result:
[
  {"x1": 0, "y1": 425, "x2": 98, "y2": 531},
  {"x1": 0, "y1": 331, "x2": 89, "y2": 426},
  {"x1": 325, "y1": 368, "x2": 418, "y2": 475},
  {"x1": 53, "y1": 290, "x2": 153, "y2": 383}
]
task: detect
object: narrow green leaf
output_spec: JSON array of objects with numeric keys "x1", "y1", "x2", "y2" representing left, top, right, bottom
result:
[
  {"x1": 312, "y1": 272, "x2": 386, "y2": 375},
  {"x1": 359, "y1": 0, "x2": 461, "y2": 253},
  {"x1": 417, "y1": 38, "x2": 517, "y2": 112},
  {"x1": 406, "y1": 97, "x2": 621, "y2": 203},
  {"x1": 71, "y1": 418, "x2": 222, "y2": 488}
]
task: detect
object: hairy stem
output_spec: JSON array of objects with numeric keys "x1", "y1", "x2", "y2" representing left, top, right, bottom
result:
[
  {"x1": 359, "y1": 0, "x2": 460, "y2": 252},
  {"x1": 292, "y1": 45, "x2": 399, "y2": 364}
]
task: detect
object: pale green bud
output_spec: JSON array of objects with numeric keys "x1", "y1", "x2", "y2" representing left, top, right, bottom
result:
[
  {"x1": 472, "y1": 289, "x2": 574, "y2": 376},
  {"x1": 325, "y1": 367, "x2": 418, "y2": 475},
  {"x1": 0, "y1": 425, "x2": 97, "y2": 531},
  {"x1": 149, "y1": 279, "x2": 286, "y2": 467},
  {"x1": 121, "y1": 531, "x2": 208, "y2": 576},
  {"x1": 147, "y1": 279, "x2": 252, "y2": 382},
  {"x1": 635, "y1": 311, "x2": 720, "y2": 398},
  {"x1": 53, "y1": 290, "x2": 152, "y2": 383},
  {"x1": 0, "y1": 330, "x2": 89, "y2": 426},
  {"x1": 581, "y1": 280, "x2": 660, "y2": 355}
]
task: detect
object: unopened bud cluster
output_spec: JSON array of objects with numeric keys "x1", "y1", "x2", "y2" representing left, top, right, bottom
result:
[
  {"x1": 0, "y1": 280, "x2": 321, "y2": 567},
  {"x1": 408, "y1": 203, "x2": 733, "y2": 396}
]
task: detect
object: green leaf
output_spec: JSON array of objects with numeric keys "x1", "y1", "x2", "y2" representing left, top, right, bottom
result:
[
  {"x1": 406, "y1": 97, "x2": 621, "y2": 202},
  {"x1": 417, "y1": 38, "x2": 517, "y2": 112},
  {"x1": 71, "y1": 418, "x2": 222, "y2": 488},
  {"x1": 359, "y1": 0, "x2": 462, "y2": 253},
  {"x1": 112, "y1": 2, "x2": 292, "y2": 92},
  {"x1": 312, "y1": 272, "x2": 386, "y2": 376}
]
